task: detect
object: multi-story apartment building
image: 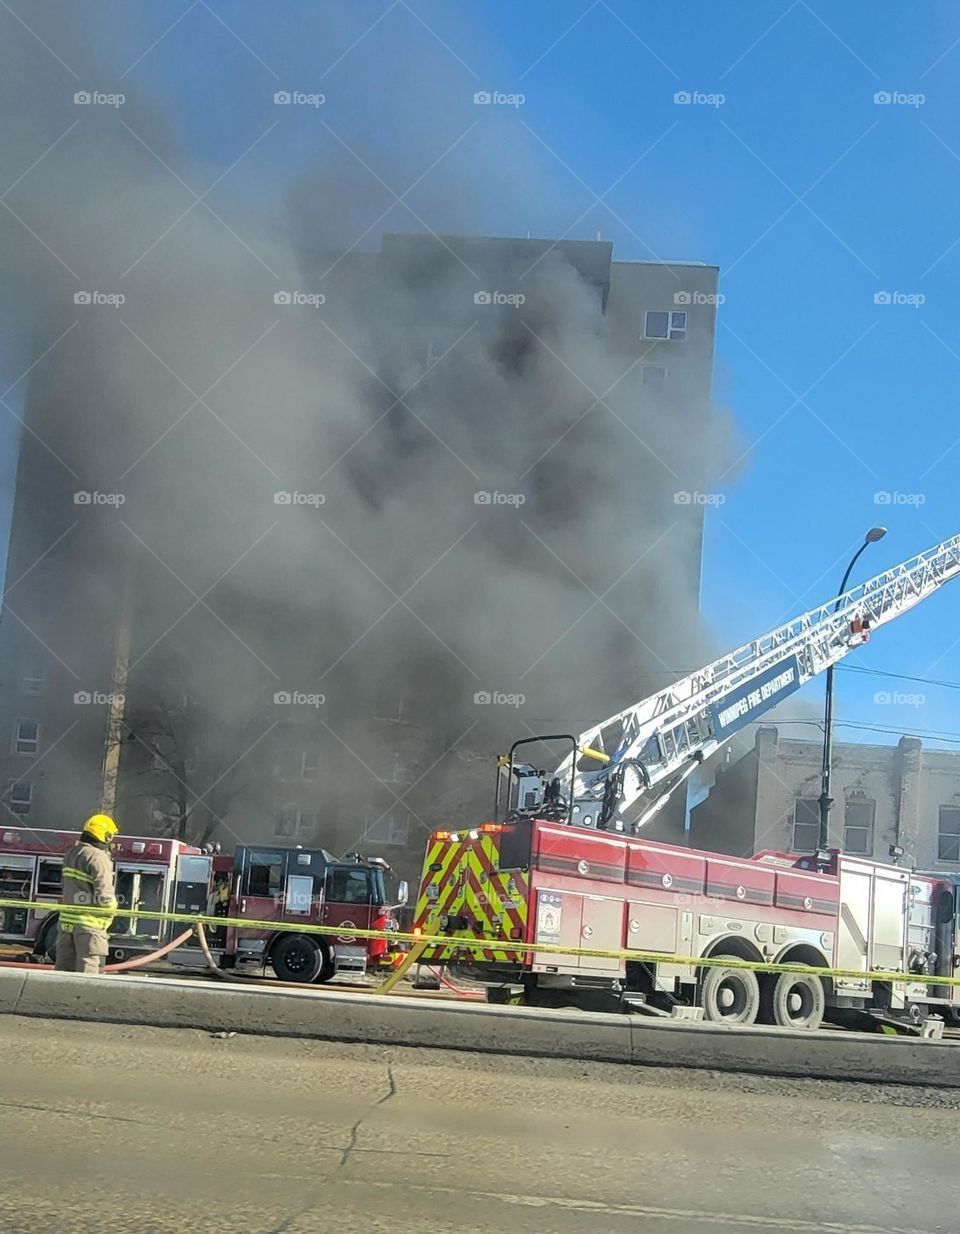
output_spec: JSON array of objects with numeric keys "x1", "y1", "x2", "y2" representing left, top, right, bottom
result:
[{"x1": 0, "y1": 232, "x2": 720, "y2": 883}]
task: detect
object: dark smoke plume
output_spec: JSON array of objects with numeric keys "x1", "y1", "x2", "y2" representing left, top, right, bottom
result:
[{"x1": 0, "y1": 3, "x2": 736, "y2": 870}]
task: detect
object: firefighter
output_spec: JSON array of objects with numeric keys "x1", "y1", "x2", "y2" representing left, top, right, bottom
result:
[{"x1": 55, "y1": 813, "x2": 119, "y2": 975}]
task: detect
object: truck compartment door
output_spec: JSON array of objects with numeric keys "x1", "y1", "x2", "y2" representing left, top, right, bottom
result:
[
  {"x1": 836, "y1": 867, "x2": 871, "y2": 994},
  {"x1": 0, "y1": 855, "x2": 33, "y2": 935},
  {"x1": 626, "y1": 901, "x2": 679, "y2": 954},
  {"x1": 871, "y1": 868, "x2": 908, "y2": 971},
  {"x1": 174, "y1": 855, "x2": 214, "y2": 915},
  {"x1": 579, "y1": 895, "x2": 624, "y2": 977}
]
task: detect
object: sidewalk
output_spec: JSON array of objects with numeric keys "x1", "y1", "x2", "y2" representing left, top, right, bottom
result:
[{"x1": 2, "y1": 967, "x2": 958, "y2": 1087}]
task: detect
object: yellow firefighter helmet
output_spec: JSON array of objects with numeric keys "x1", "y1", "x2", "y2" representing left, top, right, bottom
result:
[{"x1": 83, "y1": 813, "x2": 119, "y2": 843}]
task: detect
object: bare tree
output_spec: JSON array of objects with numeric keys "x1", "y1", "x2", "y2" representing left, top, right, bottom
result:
[{"x1": 120, "y1": 653, "x2": 270, "y2": 845}]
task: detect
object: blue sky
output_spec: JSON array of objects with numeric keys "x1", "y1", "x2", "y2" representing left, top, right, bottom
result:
[{"x1": 4, "y1": 0, "x2": 960, "y2": 750}]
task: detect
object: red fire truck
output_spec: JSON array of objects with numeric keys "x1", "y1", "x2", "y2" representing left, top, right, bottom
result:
[
  {"x1": 0, "y1": 826, "x2": 407, "y2": 982},
  {"x1": 414, "y1": 814, "x2": 960, "y2": 1029},
  {"x1": 414, "y1": 534, "x2": 960, "y2": 1028}
]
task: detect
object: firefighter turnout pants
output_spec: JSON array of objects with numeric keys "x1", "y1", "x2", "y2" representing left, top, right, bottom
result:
[{"x1": 55, "y1": 925, "x2": 108, "y2": 975}]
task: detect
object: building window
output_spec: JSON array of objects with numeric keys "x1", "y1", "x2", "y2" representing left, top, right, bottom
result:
[
  {"x1": 21, "y1": 669, "x2": 44, "y2": 695},
  {"x1": 150, "y1": 798, "x2": 169, "y2": 825},
  {"x1": 938, "y1": 807, "x2": 960, "y2": 862},
  {"x1": 6, "y1": 781, "x2": 32, "y2": 815},
  {"x1": 299, "y1": 812, "x2": 321, "y2": 842},
  {"x1": 301, "y1": 750, "x2": 320, "y2": 782},
  {"x1": 13, "y1": 720, "x2": 39, "y2": 755},
  {"x1": 275, "y1": 807, "x2": 301, "y2": 839},
  {"x1": 364, "y1": 811, "x2": 411, "y2": 847},
  {"x1": 844, "y1": 799, "x2": 875, "y2": 855},
  {"x1": 641, "y1": 365, "x2": 668, "y2": 386},
  {"x1": 644, "y1": 309, "x2": 687, "y2": 342},
  {"x1": 792, "y1": 798, "x2": 820, "y2": 851},
  {"x1": 150, "y1": 739, "x2": 172, "y2": 772}
]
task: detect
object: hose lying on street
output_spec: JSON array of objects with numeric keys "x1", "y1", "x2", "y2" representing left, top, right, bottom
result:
[{"x1": 0, "y1": 927, "x2": 196, "y2": 972}]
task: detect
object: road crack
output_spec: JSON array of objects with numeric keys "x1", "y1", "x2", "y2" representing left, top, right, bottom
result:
[
  {"x1": 264, "y1": 1062, "x2": 398, "y2": 1233},
  {"x1": 334, "y1": 1062, "x2": 397, "y2": 1174}
]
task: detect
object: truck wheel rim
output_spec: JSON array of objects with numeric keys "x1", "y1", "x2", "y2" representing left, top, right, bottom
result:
[
  {"x1": 716, "y1": 976, "x2": 748, "y2": 1018},
  {"x1": 782, "y1": 980, "x2": 815, "y2": 1023}
]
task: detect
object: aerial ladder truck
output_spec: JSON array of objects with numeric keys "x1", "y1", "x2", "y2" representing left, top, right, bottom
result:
[{"x1": 414, "y1": 533, "x2": 960, "y2": 1029}]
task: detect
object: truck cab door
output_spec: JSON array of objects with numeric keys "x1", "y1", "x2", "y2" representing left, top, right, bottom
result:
[
  {"x1": 322, "y1": 866, "x2": 375, "y2": 927},
  {"x1": 322, "y1": 865, "x2": 376, "y2": 975}
]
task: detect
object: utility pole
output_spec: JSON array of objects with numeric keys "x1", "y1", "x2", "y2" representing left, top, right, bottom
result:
[{"x1": 98, "y1": 548, "x2": 135, "y2": 816}]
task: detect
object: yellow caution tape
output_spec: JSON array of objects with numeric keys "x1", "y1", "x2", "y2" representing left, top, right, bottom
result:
[{"x1": 3, "y1": 896, "x2": 960, "y2": 990}]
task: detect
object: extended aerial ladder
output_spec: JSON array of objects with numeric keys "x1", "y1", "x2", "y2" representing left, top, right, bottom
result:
[{"x1": 506, "y1": 533, "x2": 960, "y2": 833}]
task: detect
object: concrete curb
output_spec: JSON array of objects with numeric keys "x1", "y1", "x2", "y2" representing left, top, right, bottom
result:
[{"x1": 2, "y1": 968, "x2": 958, "y2": 1086}]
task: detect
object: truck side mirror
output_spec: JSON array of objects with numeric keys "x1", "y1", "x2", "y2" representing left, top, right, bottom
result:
[{"x1": 397, "y1": 880, "x2": 409, "y2": 906}]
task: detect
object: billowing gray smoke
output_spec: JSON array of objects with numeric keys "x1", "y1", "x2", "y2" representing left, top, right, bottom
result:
[{"x1": 0, "y1": 3, "x2": 737, "y2": 871}]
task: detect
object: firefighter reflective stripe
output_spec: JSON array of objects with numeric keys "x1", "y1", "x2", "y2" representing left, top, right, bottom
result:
[
  {"x1": 60, "y1": 908, "x2": 116, "y2": 928},
  {"x1": 61, "y1": 864, "x2": 114, "y2": 929},
  {"x1": 62, "y1": 865, "x2": 95, "y2": 885},
  {"x1": 60, "y1": 843, "x2": 118, "y2": 931},
  {"x1": 414, "y1": 832, "x2": 529, "y2": 964}
]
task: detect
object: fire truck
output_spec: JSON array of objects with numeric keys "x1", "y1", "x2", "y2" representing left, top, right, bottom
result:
[
  {"x1": 0, "y1": 827, "x2": 408, "y2": 981},
  {"x1": 414, "y1": 533, "x2": 960, "y2": 1029}
]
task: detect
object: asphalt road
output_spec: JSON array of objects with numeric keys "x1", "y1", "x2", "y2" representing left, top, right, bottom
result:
[{"x1": 0, "y1": 1017, "x2": 957, "y2": 1233}]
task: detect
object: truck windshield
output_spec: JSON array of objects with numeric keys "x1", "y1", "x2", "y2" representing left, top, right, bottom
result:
[{"x1": 372, "y1": 867, "x2": 403, "y2": 906}]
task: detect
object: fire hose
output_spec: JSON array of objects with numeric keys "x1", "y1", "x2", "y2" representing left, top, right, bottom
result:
[
  {"x1": 0, "y1": 926, "x2": 196, "y2": 973},
  {"x1": 193, "y1": 920, "x2": 251, "y2": 982}
]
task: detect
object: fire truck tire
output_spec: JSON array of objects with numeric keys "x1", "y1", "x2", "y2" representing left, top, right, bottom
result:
[
  {"x1": 762, "y1": 972, "x2": 825, "y2": 1030},
  {"x1": 699, "y1": 958, "x2": 761, "y2": 1026},
  {"x1": 37, "y1": 918, "x2": 59, "y2": 962},
  {"x1": 270, "y1": 934, "x2": 326, "y2": 983}
]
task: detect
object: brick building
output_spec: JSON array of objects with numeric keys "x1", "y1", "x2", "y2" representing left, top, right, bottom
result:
[{"x1": 690, "y1": 724, "x2": 960, "y2": 872}]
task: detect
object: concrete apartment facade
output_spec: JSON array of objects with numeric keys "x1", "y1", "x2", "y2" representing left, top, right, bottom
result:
[
  {"x1": 0, "y1": 233, "x2": 720, "y2": 882},
  {"x1": 690, "y1": 724, "x2": 960, "y2": 873}
]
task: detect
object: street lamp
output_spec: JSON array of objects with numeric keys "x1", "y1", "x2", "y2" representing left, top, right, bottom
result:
[{"x1": 817, "y1": 527, "x2": 887, "y2": 849}]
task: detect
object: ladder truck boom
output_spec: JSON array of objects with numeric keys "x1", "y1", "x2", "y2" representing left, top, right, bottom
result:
[{"x1": 541, "y1": 532, "x2": 960, "y2": 831}]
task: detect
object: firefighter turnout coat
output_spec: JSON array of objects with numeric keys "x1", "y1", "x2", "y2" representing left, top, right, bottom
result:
[{"x1": 61, "y1": 838, "x2": 118, "y2": 933}]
